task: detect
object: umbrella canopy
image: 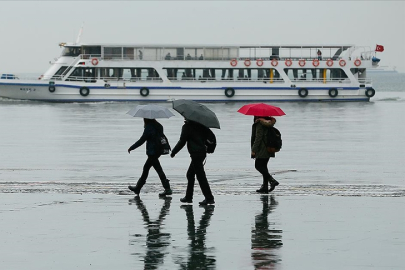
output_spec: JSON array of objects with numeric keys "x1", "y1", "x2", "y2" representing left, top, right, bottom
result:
[
  {"x1": 172, "y1": 99, "x2": 220, "y2": 129},
  {"x1": 237, "y1": 103, "x2": 286, "y2": 117},
  {"x1": 126, "y1": 104, "x2": 175, "y2": 119}
]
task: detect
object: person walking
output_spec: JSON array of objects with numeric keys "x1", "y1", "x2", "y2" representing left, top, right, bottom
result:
[
  {"x1": 127, "y1": 118, "x2": 172, "y2": 197},
  {"x1": 170, "y1": 120, "x2": 215, "y2": 205},
  {"x1": 251, "y1": 116, "x2": 280, "y2": 193}
]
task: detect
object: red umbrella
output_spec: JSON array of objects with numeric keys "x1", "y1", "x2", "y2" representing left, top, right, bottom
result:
[{"x1": 237, "y1": 103, "x2": 285, "y2": 117}]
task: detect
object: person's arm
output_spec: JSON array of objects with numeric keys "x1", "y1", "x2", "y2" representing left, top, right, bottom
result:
[
  {"x1": 128, "y1": 127, "x2": 150, "y2": 153},
  {"x1": 170, "y1": 125, "x2": 188, "y2": 157},
  {"x1": 251, "y1": 125, "x2": 264, "y2": 156}
]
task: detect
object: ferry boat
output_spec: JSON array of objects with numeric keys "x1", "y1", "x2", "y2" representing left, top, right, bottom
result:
[{"x1": 0, "y1": 43, "x2": 379, "y2": 102}]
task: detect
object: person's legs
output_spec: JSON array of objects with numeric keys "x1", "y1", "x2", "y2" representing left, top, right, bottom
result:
[
  {"x1": 128, "y1": 156, "x2": 155, "y2": 194},
  {"x1": 255, "y1": 158, "x2": 271, "y2": 192},
  {"x1": 150, "y1": 155, "x2": 172, "y2": 196},
  {"x1": 183, "y1": 160, "x2": 196, "y2": 201},
  {"x1": 192, "y1": 155, "x2": 214, "y2": 203}
]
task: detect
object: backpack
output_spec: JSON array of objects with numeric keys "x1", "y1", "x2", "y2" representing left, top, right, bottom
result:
[
  {"x1": 205, "y1": 127, "x2": 217, "y2": 154},
  {"x1": 156, "y1": 132, "x2": 171, "y2": 155},
  {"x1": 266, "y1": 126, "x2": 282, "y2": 153}
]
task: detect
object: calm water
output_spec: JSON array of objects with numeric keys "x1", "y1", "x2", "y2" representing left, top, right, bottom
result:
[{"x1": 1, "y1": 73, "x2": 405, "y2": 269}]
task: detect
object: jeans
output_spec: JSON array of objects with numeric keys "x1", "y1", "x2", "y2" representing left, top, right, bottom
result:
[
  {"x1": 185, "y1": 155, "x2": 214, "y2": 200},
  {"x1": 138, "y1": 155, "x2": 166, "y2": 184}
]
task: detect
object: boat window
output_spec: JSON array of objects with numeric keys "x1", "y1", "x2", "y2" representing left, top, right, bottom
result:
[
  {"x1": 104, "y1": 47, "x2": 122, "y2": 59},
  {"x1": 67, "y1": 67, "x2": 96, "y2": 82},
  {"x1": 82, "y1": 46, "x2": 101, "y2": 59},
  {"x1": 284, "y1": 68, "x2": 349, "y2": 81},
  {"x1": 61, "y1": 47, "x2": 82, "y2": 57},
  {"x1": 99, "y1": 67, "x2": 161, "y2": 81}
]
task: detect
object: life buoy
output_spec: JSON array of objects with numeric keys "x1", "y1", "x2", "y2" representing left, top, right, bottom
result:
[
  {"x1": 230, "y1": 59, "x2": 238, "y2": 67},
  {"x1": 298, "y1": 59, "x2": 306, "y2": 67},
  {"x1": 354, "y1": 59, "x2": 362, "y2": 66},
  {"x1": 339, "y1": 59, "x2": 346, "y2": 67},
  {"x1": 140, "y1": 87, "x2": 149, "y2": 97},
  {"x1": 256, "y1": 59, "x2": 264, "y2": 67},
  {"x1": 328, "y1": 88, "x2": 338, "y2": 97},
  {"x1": 365, "y1": 88, "x2": 375, "y2": 98},
  {"x1": 271, "y1": 59, "x2": 278, "y2": 67},
  {"x1": 79, "y1": 87, "x2": 90, "y2": 97},
  {"x1": 91, "y1": 58, "x2": 99, "y2": 66},
  {"x1": 244, "y1": 59, "x2": 251, "y2": 67},
  {"x1": 285, "y1": 59, "x2": 292, "y2": 67},
  {"x1": 225, "y1": 88, "x2": 235, "y2": 97},
  {"x1": 312, "y1": 59, "x2": 320, "y2": 67},
  {"x1": 326, "y1": 59, "x2": 333, "y2": 67},
  {"x1": 298, "y1": 88, "x2": 308, "y2": 97}
]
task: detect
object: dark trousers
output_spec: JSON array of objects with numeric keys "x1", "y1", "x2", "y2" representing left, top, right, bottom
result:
[
  {"x1": 185, "y1": 155, "x2": 214, "y2": 200},
  {"x1": 138, "y1": 155, "x2": 167, "y2": 186},
  {"x1": 255, "y1": 158, "x2": 271, "y2": 187}
]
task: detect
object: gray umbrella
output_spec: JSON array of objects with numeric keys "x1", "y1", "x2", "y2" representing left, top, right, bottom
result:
[
  {"x1": 126, "y1": 104, "x2": 175, "y2": 119},
  {"x1": 172, "y1": 99, "x2": 220, "y2": 129}
]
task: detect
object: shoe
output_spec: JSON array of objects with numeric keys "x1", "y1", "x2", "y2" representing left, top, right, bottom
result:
[
  {"x1": 159, "y1": 189, "x2": 173, "y2": 197},
  {"x1": 128, "y1": 185, "x2": 140, "y2": 195},
  {"x1": 180, "y1": 197, "x2": 193, "y2": 203},
  {"x1": 269, "y1": 178, "x2": 279, "y2": 192},
  {"x1": 199, "y1": 199, "x2": 215, "y2": 205},
  {"x1": 256, "y1": 185, "x2": 269, "y2": 194}
]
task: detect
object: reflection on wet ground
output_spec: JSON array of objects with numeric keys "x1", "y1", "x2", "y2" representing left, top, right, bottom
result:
[{"x1": 251, "y1": 196, "x2": 282, "y2": 269}]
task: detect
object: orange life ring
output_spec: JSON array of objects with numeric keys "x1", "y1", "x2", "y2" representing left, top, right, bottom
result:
[
  {"x1": 91, "y1": 58, "x2": 99, "y2": 66},
  {"x1": 244, "y1": 59, "x2": 251, "y2": 67},
  {"x1": 230, "y1": 59, "x2": 238, "y2": 67},
  {"x1": 312, "y1": 59, "x2": 320, "y2": 67},
  {"x1": 354, "y1": 59, "x2": 361, "y2": 67},
  {"x1": 285, "y1": 59, "x2": 292, "y2": 67},
  {"x1": 256, "y1": 59, "x2": 264, "y2": 67},
  {"x1": 298, "y1": 59, "x2": 306, "y2": 67},
  {"x1": 271, "y1": 59, "x2": 278, "y2": 67},
  {"x1": 326, "y1": 59, "x2": 333, "y2": 67},
  {"x1": 339, "y1": 59, "x2": 346, "y2": 67}
]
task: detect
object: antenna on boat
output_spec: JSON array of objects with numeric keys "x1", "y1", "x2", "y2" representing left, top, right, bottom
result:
[{"x1": 75, "y1": 23, "x2": 84, "y2": 44}]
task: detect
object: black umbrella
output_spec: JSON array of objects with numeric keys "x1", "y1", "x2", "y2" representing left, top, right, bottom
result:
[{"x1": 172, "y1": 99, "x2": 220, "y2": 129}]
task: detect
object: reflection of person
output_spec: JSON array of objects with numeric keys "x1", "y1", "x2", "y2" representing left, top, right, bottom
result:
[
  {"x1": 170, "y1": 120, "x2": 215, "y2": 205},
  {"x1": 317, "y1": 49, "x2": 322, "y2": 60},
  {"x1": 128, "y1": 118, "x2": 172, "y2": 197},
  {"x1": 129, "y1": 196, "x2": 172, "y2": 270},
  {"x1": 251, "y1": 117, "x2": 279, "y2": 193},
  {"x1": 179, "y1": 205, "x2": 216, "y2": 269},
  {"x1": 251, "y1": 195, "x2": 283, "y2": 268}
]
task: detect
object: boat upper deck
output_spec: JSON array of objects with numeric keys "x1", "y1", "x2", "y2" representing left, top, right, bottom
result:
[{"x1": 60, "y1": 43, "x2": 373, "y2": 62}]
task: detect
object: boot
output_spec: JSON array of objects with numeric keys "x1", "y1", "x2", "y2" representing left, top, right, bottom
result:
[
  {"x1": 268, "y1": 176, "x2": 279, "y2": 192},
  {"x1": 256, "y1": 184, "x2": 269, "y2": 194},
  {"x1": 128, "y1": 179, "x2": 145, "y2": 195},
  {"x1": 159, "y1": 179, "x2": 172, "y2": 197}
]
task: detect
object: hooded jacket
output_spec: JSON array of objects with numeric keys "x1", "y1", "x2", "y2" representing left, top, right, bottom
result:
[
  {"x1": 171, "y1": 121, "x2": 207, "y2": 157},
  {"x1": 129, "y1": 121, "x2": 163, "y2": 156}
]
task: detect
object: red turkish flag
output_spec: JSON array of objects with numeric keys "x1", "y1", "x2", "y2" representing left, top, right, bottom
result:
[{"x1": 375, "y1": 44, "x2": 384, "y2": 52}]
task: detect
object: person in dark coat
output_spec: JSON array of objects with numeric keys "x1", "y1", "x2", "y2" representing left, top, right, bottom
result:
[
  {"x1": 170, "y1": 120, "x2": 215, "y2": 205},
  {"x1": 128, "y1": 118, "x2": 172, "y2": 196},
  {"x1": 251, "y1": 116, "x2": 279, "y2": 193}
]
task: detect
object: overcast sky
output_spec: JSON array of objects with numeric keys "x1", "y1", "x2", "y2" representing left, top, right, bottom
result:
[{"x1": 1, "y1": 1, "x2": 404, "y2": 74}]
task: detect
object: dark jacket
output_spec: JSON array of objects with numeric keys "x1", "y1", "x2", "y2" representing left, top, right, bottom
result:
[
  {"x1": 129, "y1": 121, "x2": 163, "y2": 156},
  {"x1": 251, "y1": 122, "x2": 274, "y2": 158},
  {"x1": 171, "y1": 121, "x2": 207, "y2": 157}
]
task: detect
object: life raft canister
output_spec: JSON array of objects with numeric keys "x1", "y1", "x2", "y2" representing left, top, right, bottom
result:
[
  {"x1": 225, "y1": 88, "x2": 235, "y2": 97},
  {"x1": 354, "y1": 59, "x2": 362, "y2": 66},
  {"x1": 298, "y1": 59, "x2": 306, "y2": 67},
  {"x1": 256, "y1": 59, "x2": 264, "y2": 67},
  {"x1": 285, "y1": 59, "x2": 292, "y2": 67},
  {"x1": 271, "y1": 59, "x2": 278, "y2": 67},
  {"x1": 91, "y1": 58, "x2": 99, "y2": 66},
  {"x1": 339, "y1": 59, "x2": 346, "y2": 67},
  {"x1": 244, "y1": 59, "x2": 251, "y2": 67},
  {"x1": 230, "y1": 59, "x2": 238, "y2": 67},
  {"x1": 312, "y1": 59, "x2": 320, "y2": 67},
  {"x1": 326, "y1": 59, "x2": 334, "y2": 67}
]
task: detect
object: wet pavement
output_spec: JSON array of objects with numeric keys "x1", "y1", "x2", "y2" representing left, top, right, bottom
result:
[{"x1": 1, "y1": 192, "x2": 404, "y2": 269}]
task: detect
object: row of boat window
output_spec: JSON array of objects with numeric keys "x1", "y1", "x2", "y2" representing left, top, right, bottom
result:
[{"x1": 53, "y1": 66, "x2": 355, "y2": 82}]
